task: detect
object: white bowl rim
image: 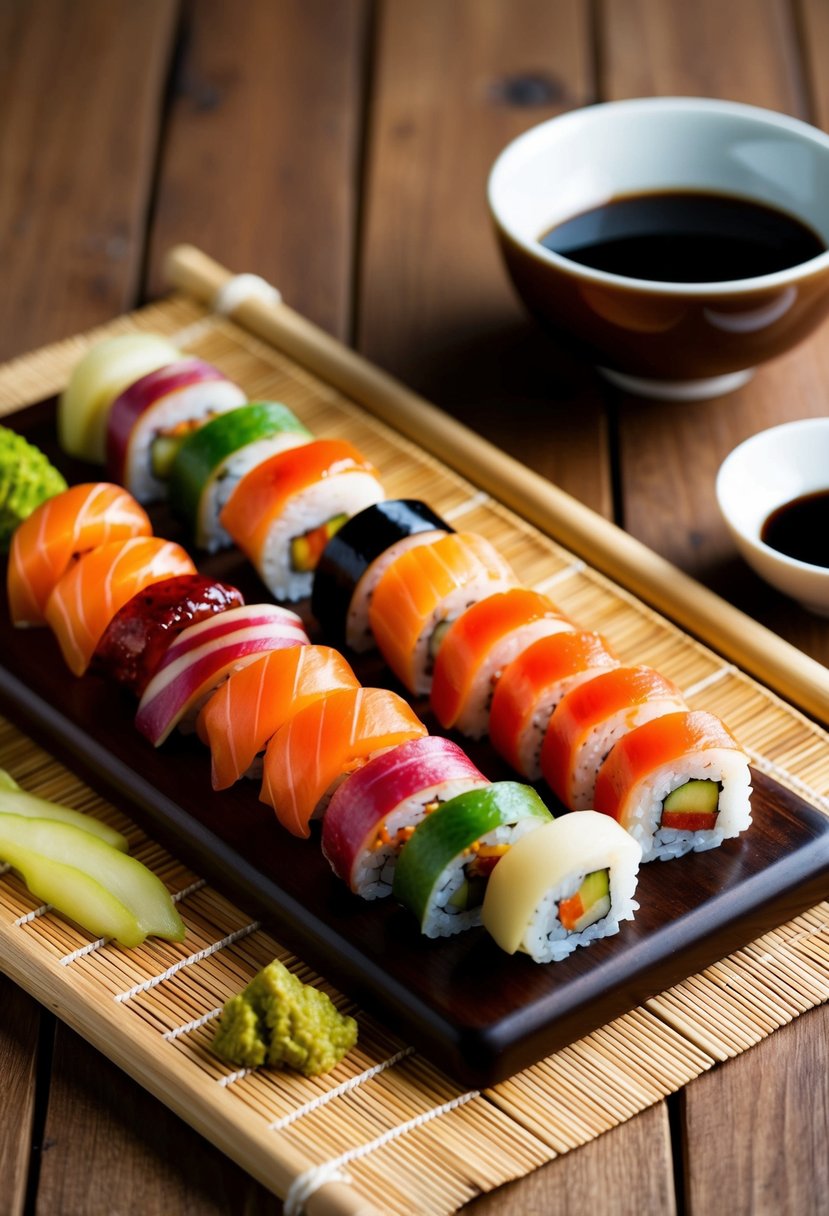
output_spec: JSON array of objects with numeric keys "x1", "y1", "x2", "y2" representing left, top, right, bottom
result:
[{"x1": 487, "y1": 96, "x2": 829, "y2": 297}]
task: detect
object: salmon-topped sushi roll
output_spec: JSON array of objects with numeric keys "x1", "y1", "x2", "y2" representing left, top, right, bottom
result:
[
  {"x1": 489, "y1": 630, "x2": 620, "y2": 780},
  {"x1": 7, "y1": 483, "x2": 152, "y2": 628},
  {"x1": 260, "y1": 686, "x2": 427, "y2": 838},
  {"x1": 430, "y1": 587, "x2": 575, "y2": 739},
  {"x1": 593, "y1": 709, "x2": 752, "y2": 861},
  {"x1": 541, "y1": 665, "x2": 687, "y2": 810},
  {"x1": 368, "y1": 531, "x2": 518, "y2": 696},
  {"x1": 220, "y1": 438, "x2": 385, "y2": 603}
]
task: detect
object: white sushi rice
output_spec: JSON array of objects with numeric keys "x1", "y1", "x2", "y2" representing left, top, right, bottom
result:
[
  {"x1": 346, "y1": 529, "x2": 447, "y2": 652},
  {"x1": 522, "y1": 854, "x2": 640, "y2": 964},
  {"x1": 124, "y1": 379, "x2": 246, "y2": 503},
  {"x1": 410, "y1": 578, "x2": 518, "y2": 697},
  {"x1": 621, "y1": 747, "x2": 753, "y2": 862},
  {"x1": 515, "y1": 667, "x2": 618, "y2": 780},
  {"x1": 198, "y1": 432, "x2": 311, "y2": 552},
  {"x1": 257, "y1": 471, "x2": 385, "y2": 602},
  {"x1": 568, "y1": 697, "x2": 684, "y2": 809}
]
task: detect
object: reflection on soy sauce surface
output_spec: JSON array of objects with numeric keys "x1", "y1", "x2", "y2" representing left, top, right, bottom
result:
[
  {"x1": 761, "y1": 489, "x2": 829, "y2": 568},
  {"x1": 539, "y1": 189, "x2": 826, "y2": 283}
]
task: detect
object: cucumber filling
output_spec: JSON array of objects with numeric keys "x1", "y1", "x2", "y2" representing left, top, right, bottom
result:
[
  {"x1": 291, "y1": 514, "x2": 348, "y2": 572},
  {"x1": 447, "y1": 843, "x2": 508, "y2": 911},
  {"x1": 660, "y1": 778, "x2": 721, "y2": 832},
  {"x1": 151, "y1": 417, "x2": 213, "y2": 479},
  {"x1": 558, "y1": 868, "x2": 610, "y2": 933}
]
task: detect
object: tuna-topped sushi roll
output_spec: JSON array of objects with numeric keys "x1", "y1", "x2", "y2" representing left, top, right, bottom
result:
[
  {"x1": 430, "y1": 587, "x2": 575, "y2": 740},
  {"x1": 311, "y1": 499, "x2": 453, "y2": 652},
  {"x1": 322, "y1": 736, "x2": 489, "y2": 899},
  {"x1": 220, "y1": 438, "x2": 385, "y2": 603},
  {"x1": 169, "y1": 401, "x2": 313, "y2": 552},
  {"x1": 393, "y1": 782, "x2": 552, "y2": 938},
  {"x1": 369, "y1": 531, "x2": 518, "y2": 697},
  {"x1": 593, "y1": 709, "x2": 753, "y2": 861},
  {"x1": 541, "y1": 665, "x2": 687, "y2": 810},
  {"x1": 489, "y1": 629, "x2": 620, "y2": 780},
  {"x1": 482, "y1": 812, "x2": 641, "y2": 963},
  {"x1": 106, "y1": 359, "x2": 247, "y2": 503}
]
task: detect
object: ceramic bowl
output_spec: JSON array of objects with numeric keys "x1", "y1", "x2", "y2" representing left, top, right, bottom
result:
[
  {"x1": 487, "y1": 97, "x2": 829, "y2": 400},
  {"x1": 715, "y1": 417, "x2": 829, "y2": 614}
]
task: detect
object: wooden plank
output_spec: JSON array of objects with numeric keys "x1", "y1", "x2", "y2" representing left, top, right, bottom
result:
[
  {"x1": 358, "y1": 0, "x2": 611, "y2": 514},
  {"x1": 0, "y1": 976, "x2": 39, "y2": 1216},
  {"x1": 144, "y1": 0, "x2": 370, "y2": 341},
  {"x1": 0, "y1": 0, "x2": 178, "y2": 362},
  {"x1": 681, "y1": 1004, "x2": 829, "y2": 1214}
]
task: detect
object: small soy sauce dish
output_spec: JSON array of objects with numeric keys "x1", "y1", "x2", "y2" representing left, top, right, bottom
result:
[
  {"x1": 487, "y1": 97, "x2": 829, "y2": 400},
  {"x1": 716, "y1": 417, "x2": 829, "y2": 614}
]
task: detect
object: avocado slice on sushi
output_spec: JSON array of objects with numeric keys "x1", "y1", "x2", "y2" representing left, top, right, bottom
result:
[
  {"x1": 661, "y1": 778, "x2": 721, "y2": 831},
  {"x1": 291, "y1": 513, "x2": 349, "y2": 572},
  {"x1": 557, "y1": 868, "x2": 610, "y2": 932}
]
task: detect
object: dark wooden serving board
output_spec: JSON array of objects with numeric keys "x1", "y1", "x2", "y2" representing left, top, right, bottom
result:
[{"x1": 2, "y1": 398, "x2": 829, "y2": 1087}]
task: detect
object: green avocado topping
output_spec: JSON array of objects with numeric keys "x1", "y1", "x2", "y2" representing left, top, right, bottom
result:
[
  {"x1": 211, "y1": 959, "x2": 358, "y2": 1076},
  {"x1": 0, "y1": 425, "x2": 67, "y2": 551}
]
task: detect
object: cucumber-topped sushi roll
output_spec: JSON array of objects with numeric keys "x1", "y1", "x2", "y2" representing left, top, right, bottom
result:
[
  {"x1": 541, "y1": 665, "x2": 687, "y2": 810},
  {"x1": 106, "y1": 358, "x2": 247, "y2": 502},
  {"x1": 392, "y1": 782, "x2": 552, "y2": 938},
  {"x1": 322, "y1": 736, "x2": 490, "y2": 899},
  {"x1": 220, "y1": 438, "x2": 385, "y2": 603},
  {"x1": 593, "y1": 709, "x2": 752, "y2": 861},
  {"x1": 369, "y1": 531, "x2": 519, "y2": 696},
  {"x1": 430, "y1": 587, "x2": 575, "y2": 739},
  {"x1": 311, "y1": 499, "x2": 453, "y2": 651},
  {"x1": 482, "y1": 812, "x2": 641, "y2": 963},
  {"x1": 169, "y1": 401, "x2": 313, "y2": 552}
]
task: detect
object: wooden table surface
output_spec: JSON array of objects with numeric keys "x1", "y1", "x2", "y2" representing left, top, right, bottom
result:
[{"x1": 2, "y1": 2, "x2": 828, "y2": 1213}]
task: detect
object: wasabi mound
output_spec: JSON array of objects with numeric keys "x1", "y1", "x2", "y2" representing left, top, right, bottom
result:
[
  {"x1": 0, "y1": 426, "x2": 67, "y2": 551},
  {"x1": 212, "y1": 959, "x2": 358, "y2": 1076}
]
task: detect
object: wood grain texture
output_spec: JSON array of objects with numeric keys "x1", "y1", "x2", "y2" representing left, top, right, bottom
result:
[
  {"x1": 0, "y1": 0, "x2": 177, "y2": 362},
  {"x1": 681, "y1": 1004, "x2": 829, "y2": 1215},
  {"x1": 0, "y1": 976, "x2": 39, "y2": 1216},
  {"x1": 145, "y1": 0, "x2": 369, "y2": 340},
  {"x1": 358, "y1": 0, "x2": 611, "y2": 514}
]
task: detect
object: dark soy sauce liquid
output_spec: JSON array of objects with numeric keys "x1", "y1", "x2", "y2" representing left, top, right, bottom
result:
[
  {"x1": 540, "y1": 190, "x2": 825, "y2": 282},
  {"x1": 761, "y1": 489, "x2": 829, "y2": 567}
]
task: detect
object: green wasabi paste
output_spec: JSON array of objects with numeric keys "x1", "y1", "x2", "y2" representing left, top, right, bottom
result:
[
  {"x1": 0, "y1": 426, "x2": 67, "y2": 551},
  {"x1": 211, "y1": 959, "x2": 358, "y2": 1076}
]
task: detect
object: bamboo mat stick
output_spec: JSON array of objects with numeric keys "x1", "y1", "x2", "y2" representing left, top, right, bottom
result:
[{"x1": 164, "y1": 244, "x2": 828, "y2": 725}]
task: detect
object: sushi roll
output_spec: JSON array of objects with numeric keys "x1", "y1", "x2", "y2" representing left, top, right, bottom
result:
[
  {"x1": 392, "y1": 782, "x2": 552, "y2": 938},
  {"x1": 7, "y1": 482, "x2": 152, "y2": 627},
  {"x1": 106, "y1": 358, "x2": 247, "y2": 502},
  {"x1": 593, "y1": 709, "x2": 753, "y2": 861},
  {"x1": 430, "y1": 587, "x2": 576, "y2": 739},
  {"x1": 541, "y1": 665, "x2": 687, "y2": 810},
  {"x1": 368, "y1": 531, "x2": 519, "y2": 697},
  {"x1": 219, "y1": 438, "x2": 386, "y2": 603},
  {"x1": 58, "y1": 332, "x2": 182, "y2": 462},
  {"x1": 91, "y1": 573, "x2": 245, "y2": 696},
  {"x1": 481, "y1": 811, "x2": 642, "y2": 963},
  {"x1": 321, "y1": 736, "x2": 490, "y2": 899},
  {"x1": 44, "y1": 536, "x2": 197, "y2": 676},
  {"x1": 168, "y1": 401, "x2": 313, "y2": 552},
  {"x1": 135, "y1": 603, "x2": 310, "y2": 746},
  {"x1": 311, "y1": 499, "x2": 453, "y2": 651},
  {"x1": 260, "y1": 686, "x2": 428, "y2": 838},
  {"x1": 196, "y1": 644, "x2": 360, "y2": 789},
  {"x1": 489, "y1": 629, "x2": 620, "y2": 780}
]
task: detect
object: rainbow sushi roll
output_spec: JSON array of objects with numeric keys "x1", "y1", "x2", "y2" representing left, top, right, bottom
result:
[
  {"x1": 91, "y1": 574, "x2": 245, "y2": 696},
  {"x1": 369, "y1": 531, "x2": 519, "y2": 697},
  {"x1": 169, "y1": 402, "x2": 313, "y2": 552},
  {"x1": 260, "y1": 686, "x2": 428, "y2": 839},
  {"x1": 593, "y1": 709, "x2": 753, "y2": 861},
  {"x1": 58, "y1": 332, "x2": 182, "y2": 462},
  {"x1": 135, "y1": 603, "x2": 310, "y2": 746},
  {"x1": 106, "y1": 359, "x2": 247, "y2": 502},
  {"x1": 220, "y1": 438, "x2": 385, "y2": 603},
  {"x1": 311, "y1": 499, "x2": 452, "y2": 651},
  {"x1": 7, "y1": 482, "x2": 153, "y2": 628},
  {"x1": 489, "y1": 630, "x2": 620, "y2": 780},
  {"x1": 541, "y1": 665, "x2": 687, "y2": 810},
  {"x1": 196, "y1": 645, "x2": 360, "y2": 790},
  {"x1": 482, "y1": 811, "x2": 641, "y2": 963},
  {"x1": 430, "y1": 588, "x2": 575, "y2": 739},
  {"x1": 321, "y1": 736, "x2": 489, "y2": 899},
  {"x1": 392, "y1": 782, "x2": 552, "y2": 938}
]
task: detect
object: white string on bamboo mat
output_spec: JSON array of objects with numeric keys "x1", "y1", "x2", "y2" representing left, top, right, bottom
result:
[
  {"x1": 441, "y1": 491, "x2": 492, "y2": 522},
  {"x1": 163, "y1": 1005, "x2": 223, "y2": 1041},
  {"x1": 682, "y1": 664, "x2": 736, "y2": 699},
  {"x1": 268, "y1": 1047, "x2": 416, "y2": 1130},
  {"x1": 113, "y1": 920, "x2": 261, "y2": 1003},
  {"x1": 533, "y1": 560, "x2": 586, "y2": 594},
  {"x1": 58, "y1": 877, "x2": 208, "y2": 967},
  {"x1": 282, "y1": 1088, "x2": 480, "y2": 1216},
  {"x1": 167, "y1": 316, "x2": 221, "y2": 348}
]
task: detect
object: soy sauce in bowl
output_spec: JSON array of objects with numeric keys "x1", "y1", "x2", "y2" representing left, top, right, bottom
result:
[
  {"x1": 539, "y1": 190, "x2": 826, "y2": 283},
  {"x1": 761, "y1": 489, "x2": 829, "y2": 567}
]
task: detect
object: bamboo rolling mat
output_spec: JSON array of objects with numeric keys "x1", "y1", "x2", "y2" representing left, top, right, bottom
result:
[{"x1": 0, "y1": 248, "x2": 827, "y2": 1216}]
